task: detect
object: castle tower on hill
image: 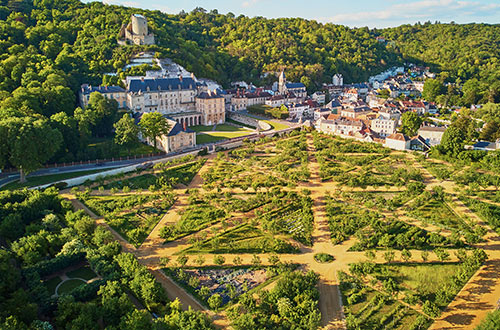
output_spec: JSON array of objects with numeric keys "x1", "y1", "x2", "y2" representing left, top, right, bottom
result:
[{"x1": 119, "y1": 14, "x2": 155, "y2": 46}]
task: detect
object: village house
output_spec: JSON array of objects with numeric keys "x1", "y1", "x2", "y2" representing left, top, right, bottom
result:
[
  {"x1": 154, "y1": 119, "x2": 196, "y2": 153},
  {"x1": 311, "y1": 91, "x2": 326, "y2": 105},
  {"x1": 340, "y1": 104, "x2": 372, "y2": 119},
  {"x1": 371, "y1": 117, "x2": 398, "y2": 137},
  {"x1": 385, "y1": 133, "x2": 410, "y2": 151},
  {"x1": 418, "y1": 126, "x2": 446, "y2": 146},
  {"x1": 287, "y1": 103, "x2": 310, "y2": 119},
  {"x1": 79, "y1": 84, "x2": 127, "y2": 108},
  {"x1": 278, "y1": 70, "x2": 307, "y2": 100}
]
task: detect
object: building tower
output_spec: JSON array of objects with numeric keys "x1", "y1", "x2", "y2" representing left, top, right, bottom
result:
[
  {"x1": 279, "y1": 70, "x2": 286, "y2": 94},
  {"x1": 332, "y1": 73, "x2": 343, "y2": 86},
  {"x1": 131, "y1": 14, "x2": 148, "y2": 36}
]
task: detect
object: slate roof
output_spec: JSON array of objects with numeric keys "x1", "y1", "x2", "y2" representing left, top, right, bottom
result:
[
  {"x1": 285, "y1": 82, "x2": 306, "y2": 89},
  {"x1": 81, "y1": 85, "x2": 125, "y2": 95},
  {"x1": 128, "y1": 77, "x2": 197, "y2": 93},
  {"x1": 473, "y1": 141, "x2": 497, "y2": 150},
  {"x1": 167, "y1": 120, "x2": 194, "y2": 136}
]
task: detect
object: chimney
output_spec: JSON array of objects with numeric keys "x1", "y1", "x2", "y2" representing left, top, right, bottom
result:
[
  {"x1": 179, "y1": 75, "x2": 183, "y2": 83},
  {"x1": 141, "y1": 77, "x2": 144, "y2": 82},
  {"x1": 183, "y1": 121, "x2": 187, "y2": 131}
]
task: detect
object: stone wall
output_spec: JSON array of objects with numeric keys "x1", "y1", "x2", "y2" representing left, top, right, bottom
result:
[{"x1": 228, "y1": 113, "x2": 272, "y2": 131}]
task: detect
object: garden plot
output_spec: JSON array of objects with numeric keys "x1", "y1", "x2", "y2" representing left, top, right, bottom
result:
[
  {"x1": 164, "y1": 266, "x2": 281, "y2": 309},
  {"x1": 410, "y1": 199, "x2": 475, "y2": 234},
  {"x1": 43, "y1": 265, "x2": 98, "y2": 297},
  {"x1": 80, "y1": 191, "x2": 176, "y2": 247},
  {"x1": 326, "y1": 197, "x2": 463, "y2": 250},
  {"x1": 180, "y1": 224, "x2": 299, "y2": 254},
  {"x1": 340, "y1": 280, "x2": 431, "y2": 330}
]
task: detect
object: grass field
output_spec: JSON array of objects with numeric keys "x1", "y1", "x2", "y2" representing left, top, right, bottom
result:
[
  {"x1": 66, "y1": 266, "x2": 97, "y2": 281},
  {"x1": 57, "y1": 279, "x2": 86, "y2": 295},
  {"x1": 2, "y1": 169, "x2": 108, "y2": 190},
  {"x1": 264, "y1": 120, "x2": 290, "y2": 130},
  {"x1": 44, "y1": 276, "x2": 62, "y2": 295},
  {"x1": 411, "y1": 199, "x2": 473, "y2": 233},
  {"x1": 196, "y1": 131, "x2": 252, "y2": 144},
  {"x1": 375, "y1": 263, "x2": 462, "y2": 301}
]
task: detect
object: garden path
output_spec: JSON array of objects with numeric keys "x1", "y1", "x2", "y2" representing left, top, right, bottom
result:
[{"x1": 66, "y1": 136, "x2": 500, "y2": 329}]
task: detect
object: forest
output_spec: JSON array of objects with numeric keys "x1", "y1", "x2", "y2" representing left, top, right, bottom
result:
[{"x1": 0, "y1": 0, "x2": 499, "y2": 171}]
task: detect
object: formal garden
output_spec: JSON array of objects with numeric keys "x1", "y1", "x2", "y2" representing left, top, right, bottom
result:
[
  {"x1": 339, "y1": 249, "x2": 488, "y2": 330},
  {"x1": 163, "y1": 263, "x2": 295, "y2": 310}
]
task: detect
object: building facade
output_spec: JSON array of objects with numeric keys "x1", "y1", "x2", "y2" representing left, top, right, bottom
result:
[
  {"x1": 79, "y1": 85, "x2": 127, "y2": 108},
  {"x1": 196, "y1": 90, "x2": 226, "y2": 125}
]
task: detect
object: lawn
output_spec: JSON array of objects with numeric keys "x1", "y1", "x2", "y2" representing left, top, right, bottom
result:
[
  {"x1": 191, "y1": 124, "x2": 252, "y2": 133},
  {"x1": 196, "y1": 131, "x2": 252, "y2": 144},
  {"x1": 411, "y1": 199, "x2": 474, "y2": 233},
  {"x1": 57, "y1": 279, "x2": 86, "y2": 295},
  {"x1": 2, "y1": 168, "x2": 108, "y2": 190},
  {"x1": 263, "y1": 120, "x2": 290, "y2": 131},
  {"x1": 86, "y1": 138, "x2": 156, "y2": 158},
  {"x1": 374, "y1": 263, "x2": 462, "y2": 302},
  {"x1": 44, "y1": 276, "x2": 62, "y2": 295},
  {"x1": 66, "y1": 266, "x2": 97, "y2": 281}
]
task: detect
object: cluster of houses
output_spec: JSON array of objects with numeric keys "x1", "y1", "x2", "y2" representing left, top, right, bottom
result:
[{"x1": 81, "y1": 23, "x2": 498, "y2": 155}]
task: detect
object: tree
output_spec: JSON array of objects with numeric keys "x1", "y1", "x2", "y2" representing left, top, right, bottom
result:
[
  {"x1": 422, "y1": 79, "x2": 445, "y2": 102},
  {"x1": 401, "y1": 249, "x2": 412, "y2": 262},
  {"x1": 383, "y1": 250, "x2": 395, "y2": 263},
  {"x1": 207, "y1": 293, "x2": 222, "y2": 311},
  {"x1": 479, "y1": 120, "x2": 500, "y2": 142},
  {"x1": 194, "y1": 255, "x2": 205, "y2": 266},
  {"x1": 364, "y1": 250, "x2": 376, "y2": 261},
  {"x1": 434, "y1": 248, "x2": 450, "y2": 262},
  {"x1": 114, "y1": 114, "x2": 139, "y2": 154},
  {"x1": 268, "y1": 254, "x2": 280, "y2": 265},
  {"x1": 251, "y1": 254, "x2": 261, "y2": 266},
  {"x1": 0, "y1": 117, "x2": 62, "y2": 182},
  {"x1": 139, "y1": 112, "x2": 170, "y2": 151},
  {"x1": 400, "y1": 111, "x2": 422, "y2": 137},
  {"x1": 213, "y1": 255, "x2": 225, "y2": 266},
  {"x1": 233, "y1": 256, "x2": 242, "y2": 265},
  {"x1": 176, "y1": 255, "x2": 188, "y2": 267},
  {"x1": 87, "y1": 92, "x2": 118, "y2": 137},
  {"x1": 439, "y1": 126, "x2": 465, "y2": 156}
]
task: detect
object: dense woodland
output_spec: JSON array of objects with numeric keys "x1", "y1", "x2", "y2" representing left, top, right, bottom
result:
[{"x1": 0, "y1": 0, "x2": 499, "y2": 173}]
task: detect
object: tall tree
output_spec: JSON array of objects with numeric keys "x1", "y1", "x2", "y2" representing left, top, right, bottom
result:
[
  {"x1": 400, "y1": 111, "x2": 422, "y2": 137},
  {"x1": 0, "y1": 117, "x2": 62, "y2": 182},
  {"x1": 439, "y1": 126, "x2": 465, "y2": 156},
  {"x1": 114, "y1": 114, "x2": 139, "y2": 154},
  {"x1": 138, "y1": 113, "x2": 170, "y2": 151}
]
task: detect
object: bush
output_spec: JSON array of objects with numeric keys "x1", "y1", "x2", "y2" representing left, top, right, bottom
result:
[{"x1": 314, "y1": 253, "x2": 334, "y2": 263}]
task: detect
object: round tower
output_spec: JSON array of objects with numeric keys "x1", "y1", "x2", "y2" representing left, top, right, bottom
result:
[{"x1": 131, "y1": 14, "x2": 148, "y2": 36}]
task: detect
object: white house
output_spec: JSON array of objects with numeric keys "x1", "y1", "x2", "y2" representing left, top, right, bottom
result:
[
  {"x1": 371, "y1": 117, "x2": 397, "y2": 137},
  {"x1": 385, "y1": 133, "x2": 410, "y2": 151}
]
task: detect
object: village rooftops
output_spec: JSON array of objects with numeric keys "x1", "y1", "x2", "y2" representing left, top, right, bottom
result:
[
  {"x1": 386, "y1": 133, "x2": 409, "y2": 141},
  {"x1": 285, "y1": 82, "x2": 306, "y2": 89},
  {"x1": 419, "y1": 126, "x2": 446, "y2": 132},
  {"x1": 80, "y1": 84, "x2": 125, "y2": 95},
  {"x1": 197, "y1": 90, "x2": 224, "y2": 99},
  {"x1": 127, "y1": 77, "x2": 197, "y2": 93}
]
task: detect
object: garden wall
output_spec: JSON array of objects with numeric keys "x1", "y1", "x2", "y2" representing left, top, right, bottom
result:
[{"x1": 228, "y1": 113, "x2": 272, "y2": 131}]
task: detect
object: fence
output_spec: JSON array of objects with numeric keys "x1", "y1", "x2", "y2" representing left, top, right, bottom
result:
[{"x1": 1, "y1": 152, "x2": 166, "y2": 174}]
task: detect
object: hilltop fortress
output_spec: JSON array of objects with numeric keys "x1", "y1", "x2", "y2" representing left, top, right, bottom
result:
[{"x1": 119, "y1": 14, "x2": 155, "y2": 45}]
